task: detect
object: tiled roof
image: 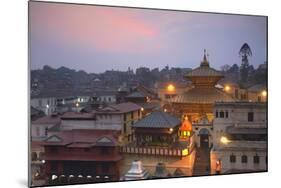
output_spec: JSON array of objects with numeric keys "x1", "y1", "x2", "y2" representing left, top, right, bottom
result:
[
  {"x1": 126, "y1": 91, "x2": 146, "y2": 98},
  {"x1": 185, "y1": 65, "x2": 223, "y2": 77},
  {"x1": 96, "y1": 102, "x2": 141, "y2": 114},
  {"x1": 171, "y1": 87, "x2": 235, "y2": 104},
  {"x1": 61, "y1": 111, "x2": 96, "y2": 120},
  {"x1": 42, "y1": 129, "x2": 120, "y2": 147},
  {"x1": 247, "y1": 83, "x2": 267, "y2": 92},
  {"x1": 133, "y1": 111, "x2": 180, "y2": 128},
  {"x1": 32, "y1": 115, "x2": 61, "y2": 125}
]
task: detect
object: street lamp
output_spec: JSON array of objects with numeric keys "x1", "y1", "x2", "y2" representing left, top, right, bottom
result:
[
  {"x1": 261, "y1": 90, "x2": 267, "y2": 97},
  {"x1": 167, "y1": 84, "x2": 175, "y2": 92},
  {"x1": 220, "y1": 136, "x2": 230, "y2": 144},
  {"x1": 224, "y1": 85, "x2": 231, "y2": 92}
]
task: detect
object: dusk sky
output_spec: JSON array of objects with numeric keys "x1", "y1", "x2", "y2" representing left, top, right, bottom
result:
[{"x1": 30, "y1": 1, "x2": 267, "y2": 73}]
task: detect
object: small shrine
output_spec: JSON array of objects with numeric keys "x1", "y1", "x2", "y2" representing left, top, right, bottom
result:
[{"x1": 179, "y1": 116, "x2": 193, "y2": 140}]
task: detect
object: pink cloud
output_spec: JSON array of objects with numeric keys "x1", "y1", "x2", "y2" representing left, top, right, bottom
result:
[{"x1": 30, "y1": 2, "x2": 161, "y2": 53}]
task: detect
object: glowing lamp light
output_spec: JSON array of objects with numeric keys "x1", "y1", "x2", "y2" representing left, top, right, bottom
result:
[
  {"x1": 41, "y1": 159, "x2": 46, "y2": 164},
  {"x1": 224, "y1": 85, "x2": 231, "y2": 92},
  {"x1": 220, "y1": 136, "x2": 230, "y2": 144},
  {"x1": 164, "y1": 108, "x2": 167, "y2": 112},
  {"x1": 182, "y1": 149, "x2": 189, "y2": 156},
  {"x1": 141, "y1": 107, "x2": 144, "y2": 112},
  {"x1": 76, "y1": 103, "x2": 79, "y2": 107},
  {"x1": 261, "y1": 90, "x2": 267, "y2": 97},
  {"x1": 46, "y1": 104, "x2": 49, "y2": 109},
  {"x1": 169, "y1": 128, "x2": 173, "y2": 132},
  {"x1": 167, "y1": 84, "x2": 175, "y2": 92}
]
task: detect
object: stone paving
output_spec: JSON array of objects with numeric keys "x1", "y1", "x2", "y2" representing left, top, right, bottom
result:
[{"x1": 192, "y1": 146, "x2": 210, "y2": 176}]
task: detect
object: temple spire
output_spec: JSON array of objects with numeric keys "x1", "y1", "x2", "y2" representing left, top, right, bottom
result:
[{"x1": 201, "y1": 49, "x2": 209, "y2": 67}]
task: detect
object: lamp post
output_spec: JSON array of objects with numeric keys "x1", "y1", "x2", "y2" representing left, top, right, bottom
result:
[
  {"x1": 166, "y1": 84, "x2": 176, "y2": 113},
  {"x1": 75, "y1": 102, "x2": 79, "y2": 112},
  {"x1": 220, "y1": 136, "x2": 230, "y2": 145}
]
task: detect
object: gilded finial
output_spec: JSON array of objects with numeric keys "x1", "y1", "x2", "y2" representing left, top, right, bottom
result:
[{"x1": 201, "y1": 49, "x2": 209, "y2": 67}]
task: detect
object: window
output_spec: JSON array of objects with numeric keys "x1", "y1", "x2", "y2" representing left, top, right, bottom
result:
[
  {"x1": 123, "y1": 123, "x2": 127, "y2": 133},
  {"x1": 219, "y1": 111, "x2": 224, "y2": 118},
  {"x1": 215, "y1": 111, "x2": 218, "y2": 118},
  {"x1": 248, "y1": 112, "x2": 254, "y2": 122},
  {"x1": 241, "y1": 155, "x2": 248, "y2": 163},
  {"x1": 131, "y1": 112, "x2": 134, "y2": 119},
  {"x1": 258, "y1": 96, "x2": 261, "y2": 102},
  {"x1": 108, "y1": 97, "x2": 111, "y2": 102},
  {"x1": 225, "y1": 111, "x2": 229, "y2": 118},
  {"x1": 45, "y1": 127, "x2": 48, "y2": 136},
  {"x1": 230, "y1": 154, "x2": 236, "y2": 163},
  {"x1": 36, "y1": 127, "x2": 40, "y2": 136},
  {"x1": 253, "y1": 155, "x2": 260, "y2": 164},
  {"x1": 123, "y1": 114, "x2": 127, "y2": 121}
]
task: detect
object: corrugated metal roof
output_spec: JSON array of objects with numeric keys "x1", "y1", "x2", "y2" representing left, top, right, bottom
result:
[
  {"x1": 171, "y1": 87, "x2": 234, "y2": 104},
  {"x1": 133, "y1": 111, "x2": 180, "y2": 128}
]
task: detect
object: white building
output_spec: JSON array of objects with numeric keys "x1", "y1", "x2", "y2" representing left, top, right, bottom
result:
[
  {"x1": 210, "y1": 102, "x2": 267, "y2": 174},
  {"x1": 59, "y1": 102, "x2": 142, "y2": 144},
  {"x1": 31, "y1": 97, "x2": 57, "y2": 116},
  {"x1": 31, "y1": 114, "x2": 61, "y2": 141}
]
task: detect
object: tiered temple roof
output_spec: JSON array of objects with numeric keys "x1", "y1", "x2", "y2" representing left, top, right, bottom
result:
[{"x1": 172, "y1": 50, "x2": 234, "y2": 104}]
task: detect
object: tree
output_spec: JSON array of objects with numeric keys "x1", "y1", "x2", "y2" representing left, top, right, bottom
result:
[
  {"x1": 239, "y1": 43, "x2": 252, "y2": 84},
  {"x1": 220, "y1": 64, "x2": 231, "y2": 72}
]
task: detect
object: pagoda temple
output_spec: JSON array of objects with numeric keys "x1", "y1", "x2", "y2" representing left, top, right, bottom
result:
[{"x1": 171, "y1": 50, "x2": 235, "y2": 122}]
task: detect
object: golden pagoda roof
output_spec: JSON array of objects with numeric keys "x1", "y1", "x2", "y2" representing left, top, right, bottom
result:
[
  {"x1": 185, "y1": 50, "x2": 223, "y2": 78},
  {"x1": 179, "y1": 117, "x2": 192, "y2": 131},
  {"x1": 171, "y1": 87, "x2": 235, "y2": 104},
  {"x1": 185, "y1": 65, "x2": 223, "y2": 77}
]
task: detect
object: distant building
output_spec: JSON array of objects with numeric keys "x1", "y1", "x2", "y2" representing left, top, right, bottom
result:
[
  {"x1": 247, "y1": 83, "x2": 267, "y2": 102},
  {"x1": 31, "y1": 97, "x2": 57, "y2": 116},
  {"x1": 93, "y1": 90, "x2": 117, "y2": 105},
  {"x1": 210, "y1": 102, "x2": 267, "y2": 174},
  {"x1": 95, "y1": 102, "x2": 142, "y2": 144},
  {"x1": 31, "y1": 114, "x2": 61, "y2": 141},
  {"x1": 125, "y1": 84, "x2": 160, "y2": 115}
]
